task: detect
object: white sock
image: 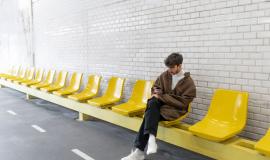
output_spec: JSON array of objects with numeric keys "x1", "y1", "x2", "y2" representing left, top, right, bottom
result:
[{"x1": 147, "y1": 134, "x2": 158, "y2": 155}]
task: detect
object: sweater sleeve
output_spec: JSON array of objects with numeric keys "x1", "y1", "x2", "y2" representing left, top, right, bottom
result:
[{"x1": 151, "y1": 76, "x2": 162, "y2": 95}]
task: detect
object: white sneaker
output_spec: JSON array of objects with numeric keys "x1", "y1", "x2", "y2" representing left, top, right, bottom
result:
[
  {"x1": 121, "y1": 148, "x2": 145, "y2": 160},
  {"x1": 146, "y1": 134, "x2": 158, "y2": 155}
]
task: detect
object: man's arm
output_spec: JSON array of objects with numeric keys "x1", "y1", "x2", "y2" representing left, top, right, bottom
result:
[
  {"x1": 151, "y1": 76, "x2": 163, "y2": 95},
  {"x1": 159, "y1": 79, "x2": 196, "y2": 110}
]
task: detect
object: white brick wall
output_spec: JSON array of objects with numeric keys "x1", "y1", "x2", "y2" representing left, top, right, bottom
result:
[
  {"x1": 0, "y1": 0, "x2": 33, "y2": 71},
  {"x1": 0, "y1": 0, "x2": 266, "y2": 140}
]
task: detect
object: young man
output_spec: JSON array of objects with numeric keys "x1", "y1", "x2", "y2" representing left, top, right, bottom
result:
[{"x1": 121, "y1": 53, "x2": 196, "y2": 160}]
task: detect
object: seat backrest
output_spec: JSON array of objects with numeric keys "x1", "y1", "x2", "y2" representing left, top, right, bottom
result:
[
  {"x1": 26, "y1": 68, "x2": 35, "y2": 80},
  {"x1": 54, "y1": 71, "x2": 68, "y2": 86},
  {"x1": 266, "y1": 129, "x2": 270, "y2": 138},
  {"x1": 19, "y1": 68, "x2": 27, "y2": 78},
  {"x1": 35, "y1": 68, "x2": 44, "y2": 81},
  {"x1": 13, "y1": 66, "x2": 21, "y2": 76},
  {"x1": 44, "y1": 70, "x2": 56, "y2": 83},
  {"x1": 206, "y1": 89, "x2": 248, "y2": 124},
  {"x1": 85, "y1": 75, "x2": 102, "y2": 94},
  {"x1": 129, "y1": 80, "x2": 154, "y2": 105},
  {"x1": 23, "y1": 68, "x2": 30, "y2": 78},
  {"x1": 266, "y1": 129, "x2": 270, "y2": 140},
  {"x1": 103, "y1": 77, "x2": 125, "y2": 99},
  {"x1": 7, "y1": 65, "x2": 15, "y2": 74},
  {"x1": 68, "y1": 72, "x2": 83, "y2": 90}
]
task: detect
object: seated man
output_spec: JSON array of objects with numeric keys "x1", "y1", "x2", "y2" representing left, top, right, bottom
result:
[{"x1": 122, "y1": 53, "x2": 196, "y2": 160}]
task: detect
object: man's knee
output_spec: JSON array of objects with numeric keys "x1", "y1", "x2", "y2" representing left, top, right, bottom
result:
[
  {"x1": 148, "y1": 97, "x2": 159, "y2": 105},
  {"x1": 147, "y1": 97, "x2": 161, "y2": 110}
]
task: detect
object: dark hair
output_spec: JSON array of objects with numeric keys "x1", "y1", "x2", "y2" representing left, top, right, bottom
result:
[{"x1": 164, "y1": 52, "x2": 183, "y2": 67}]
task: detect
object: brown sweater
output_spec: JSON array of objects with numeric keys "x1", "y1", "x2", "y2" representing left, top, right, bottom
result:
[{"x1": 152, "y1": 70, "x2": 196, "y2": 121}]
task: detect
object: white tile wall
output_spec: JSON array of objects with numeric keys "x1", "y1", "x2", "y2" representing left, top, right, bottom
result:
[{"x1": 0, "y1": 0, "x2": 33, "y2": 71}]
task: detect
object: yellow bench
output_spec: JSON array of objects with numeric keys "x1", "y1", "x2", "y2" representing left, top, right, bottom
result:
[
  {"x1": 0, "y1": 66, "x2": 15, "y2": 78},
  {"x1": 6, "y1": 67, "x2": 26, "y2": 81},
  {"x1": 13, "y1": 68, "x2": 35, "y2": 84},
  {"x1": 40, "y1": 71, "x2": 68, "y2": 92},
  {"x1": 68, "y1": 75, "x2": 101, "y2": 101},
  {"x1": 255, "y1": 128, "x2": 270, "y2": 156},
  {"x1": 30, "y1": 70, "x2": 55, "y2": 89},
  {"x1": 87, "y1": 77, "x2": 125, "y2": 108},
  {"x1": 53, "y1": 72, "x2": 83, "y2": 96},
  {"x1": 189, "y1": 89, "x2": 248, "y2": 142},
  {"x1": 112, "y1": 80, "x2": 153, "y2": 116},
  {"x1": 21, "y1": 68, "x2": 44, "y2": 86},
  {"x1": 0, "y1": 66, "x2": 21, "y2": 79},
  {"x1": 4, "y1": 67, "x2": 270, "y2": 160}
]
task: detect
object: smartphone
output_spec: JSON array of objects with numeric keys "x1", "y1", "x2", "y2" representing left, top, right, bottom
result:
[{"x1": 153, "y1": 86, "x2": 162, "y2": 94}]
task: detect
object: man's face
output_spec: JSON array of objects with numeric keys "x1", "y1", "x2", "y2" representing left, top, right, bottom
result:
[{"x1": 168, "y1": 64, "x2": 181, "y2": 75}]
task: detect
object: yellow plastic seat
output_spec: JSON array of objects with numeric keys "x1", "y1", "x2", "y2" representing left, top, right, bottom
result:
[
  {"x1": 6, "y1": 68, "x2": 27, "y2": 82},
  {"x1": 40, "y1": 71, "x2": 68, "y2": 92},
  {"x1": 0, "y1": 66, "x2": 15, "y2": 78},
  {"x1": 30, "y1": 70, "x2": 55, "y2": 89},
  {"x1": 255, "y1": 128, "x2": 270, "y2": 156},
  {"x1": 189, "y1": 89, "x2": 248, "y2": 142},
  {"x1": 53, "y1": 72, "x2": 83, "y2": 96},
  {"x1": 13, "y1": 68, "x2": 35, "y2": 84},
  {"x1": 87, "y1": 77, "x2": 125, "y2": 108},
  {"x1": 160, "y1": 104, "x2": 191, "y2": 127},
  {"x1": 111, "y1": 80, "x2": 153, "y2": 116},
  {"x1": 0, "y1": 66, "x2": 21, "y2": 79},
  {"x1": 68, "y1": 75, "x2": 101, "y2": 101},
  {"x1": 21, "y1": 69, "x2": 44, "y2": 86},
  {"x1": 4, "y1": 66, "x2": 23, "y2": 80}
]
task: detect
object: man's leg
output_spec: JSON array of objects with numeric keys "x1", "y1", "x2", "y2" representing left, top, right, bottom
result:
[
  {"x1": 121, "y1": 97, "x2": 163, "y2": 160},
  {"x1": 134, "y1": 97, "x2": 163, "y2": 152},
  {"x1": 143, "y1": 97, "x2": 164, "y2": 136},
  {"x1": 121, "y1": 116, "x2": 147, "y2": 160},
  {"x1": 134, "y1": 118, "x2": 149, "y2": 151}
]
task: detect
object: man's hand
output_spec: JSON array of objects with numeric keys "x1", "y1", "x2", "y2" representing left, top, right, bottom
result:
[
  {"x1": 153, "y1": 87, "x2": 163, "y2": 95},
  {"x1": 152, "y1": 94, "x2": 160, "y2": 99}
]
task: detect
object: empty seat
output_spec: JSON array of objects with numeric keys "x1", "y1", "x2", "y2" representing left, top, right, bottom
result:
[
  {"x1": 0, "y1": 66, "x2": 21, "y2": 79},
  {"x1": 68, "y1": 75, "x2": 101, "y2": 101},
  {"x1": 160, "y1": 104, "x2": 191, "y2": 127},
  {"x1": 255, "y1": 128, "x2": 270, "y2": 156},
  {"x1": 40, "y1": 71, "x2": 68, "y2": 92},
  {"x1": 21, "y1": 69, "x2": 44, "y2": 86},
  {"x1": 87, "y1": 77, "x2": 125, "y2": 108},
  {"x1": 53, "y1": 72, "x2": 83, "y2": 96},
  {"x1": 6, "y1": 68, "x2": 27, "y2": 82},
  {"x1": 112, "y1": 80, "x2": 153, "y2": 116},
  {"x1": 30, "y1": 70, "x2": 55, "y2": 89},
  {"x1": 189, "y1": 89, "x2": 248, "y2": 142},
  {"x1": 0, "y1": 66, "x2": 15, "y2": 78},
  {"x1": 13, "y1": 68, "x2": 35, "y2": 84}
]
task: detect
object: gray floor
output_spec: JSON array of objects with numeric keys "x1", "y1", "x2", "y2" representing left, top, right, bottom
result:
[{"x1": 0, "y1": 88, "x2": 213, "y2": 160}]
